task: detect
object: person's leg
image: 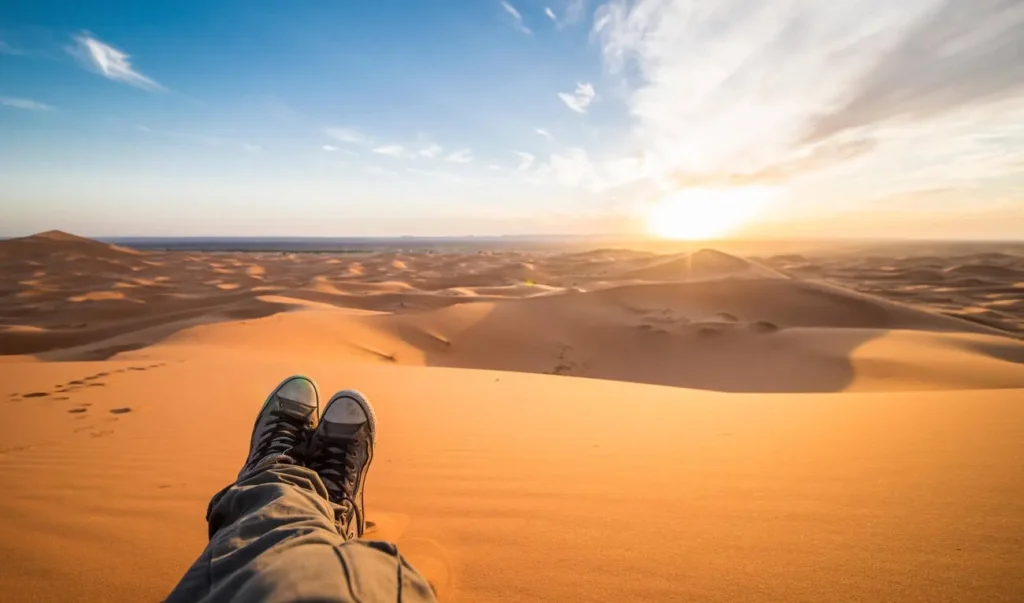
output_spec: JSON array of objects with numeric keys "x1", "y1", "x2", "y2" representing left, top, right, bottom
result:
[{"x1": 166, "y1": 378, "x2": 436, "y2": 603}]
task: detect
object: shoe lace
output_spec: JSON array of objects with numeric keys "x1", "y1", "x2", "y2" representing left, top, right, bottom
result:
[
  {"x1": 253, "y1": 409, "x2": 306, "y2": 460},
  {"x1": 316, "y1": 439, "x2": 359, "y2": 504}
]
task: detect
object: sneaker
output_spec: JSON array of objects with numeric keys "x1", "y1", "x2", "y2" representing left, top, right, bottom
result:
[
  {"x1": 239, "y1": 375, "x2": 320, "y2": 476},
  {"x1": 307, "y1": 389, "x2": 377, "y2": 539}
]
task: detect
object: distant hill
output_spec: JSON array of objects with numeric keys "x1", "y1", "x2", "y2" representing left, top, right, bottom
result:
[
  {"x1": 0, "y1": 230, "x2": 144, "y2": 260},
  {"x1": 620, "y1": 248, "x2": 783, "y2": 281}
]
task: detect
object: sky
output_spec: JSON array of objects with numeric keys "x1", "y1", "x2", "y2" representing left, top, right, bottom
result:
[{"x1": 1, "y1": 0, "x2": 1023, "y2": 239}]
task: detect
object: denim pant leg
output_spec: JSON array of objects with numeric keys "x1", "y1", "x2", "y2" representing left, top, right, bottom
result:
[{"x1": 166, "y1": 458, "x2": 437, "y2": 603}]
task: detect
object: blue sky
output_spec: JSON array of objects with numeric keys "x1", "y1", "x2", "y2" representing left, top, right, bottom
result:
[{"x1": 1, "y1": 0, "x2": 1023, "y2": 238}]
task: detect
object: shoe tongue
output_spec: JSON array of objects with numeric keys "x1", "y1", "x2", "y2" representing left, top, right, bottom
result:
[
  {"x1": 322, "y1": 420, "x2": 366, "y2": 439},
  {"x1": 277, "y1": 396, "x2": 314, "y2": 418}
]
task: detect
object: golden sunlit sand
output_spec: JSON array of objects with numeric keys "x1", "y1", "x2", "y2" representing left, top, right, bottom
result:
[{"x1": 1, "y1": 231, "x2": 1023, "y2": 601}]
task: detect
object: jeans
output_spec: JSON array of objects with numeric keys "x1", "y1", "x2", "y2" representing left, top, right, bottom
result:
[{"x1": 166, "y1": 457, "x2": 437, "y2": 603}]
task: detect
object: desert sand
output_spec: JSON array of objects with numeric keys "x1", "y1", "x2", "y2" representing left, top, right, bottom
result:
[{"x1": 1, "y1": 230, "x2": 1023, "y2": 602}]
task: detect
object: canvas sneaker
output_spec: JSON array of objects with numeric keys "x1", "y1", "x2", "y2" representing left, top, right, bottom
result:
[
  {"x1": 238, "y1": 375, "x2": 320, "y2": 476},
  {"x1": 307, "y1": 389, "x2": 377, "y2": 539}
]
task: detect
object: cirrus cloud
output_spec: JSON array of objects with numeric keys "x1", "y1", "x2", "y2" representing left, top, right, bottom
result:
[
  {"x1": 372, "y1": 144, "x2": 406, "y2": 158},
  {"x1": 445, "y1": 148, "x2": 474, "y2": 163},
  {"x1": 558, "y1": 82, "x2": 596, "y2": 113},
  {"x1": 71, "y1": 32, "x2": 162, "y2": 91},
  {"x1": 501, "y1": 1, "x2": 533, "y2": 34},
  {"x1": 325, "y1": 127, "x2": 368, "y2": 144},
  {"x1": 0, "y1": 96, "x2": 54, "y2": 111},
  {"x1": 587, "y1": 0, "x2": 1024, "y2": 199}
]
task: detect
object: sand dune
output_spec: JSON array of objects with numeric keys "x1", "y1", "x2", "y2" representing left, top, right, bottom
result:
[
  {"x1": 1, "y1": 232, "x2": 1023, "y2": 601},
  {"x1": 620, "y1": 248, "x2": 783, "y2": 281},
  {"x1": 764, "y1": 249, "x2": 1024, "y2": 335},
  {"x1": 2, "y1": 233, "x2": 1020, "y2": 391}
]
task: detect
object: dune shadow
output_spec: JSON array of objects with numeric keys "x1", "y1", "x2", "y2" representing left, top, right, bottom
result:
[
  {"x1": 15, "y1": 295, "x2": 297, "y2": 361},
  {"x1": 413, "y1": 278, "x2": 1008, "y2": 393}
]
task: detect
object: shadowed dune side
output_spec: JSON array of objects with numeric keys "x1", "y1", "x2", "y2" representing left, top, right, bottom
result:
[
  {"x1": 125, "y1": 278, "x2": 1024, "y2": 393},
  {"x1": 763, "y1": 250, "x2": 1024, "y2": 335},
  {"x1": 0, "y1": 293, "x2": 294, "y2": 358}
]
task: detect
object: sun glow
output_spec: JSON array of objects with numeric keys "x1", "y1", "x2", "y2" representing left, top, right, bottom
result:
[{"x1": 646, "y1": 187, "x2": 781, "y2": 240}]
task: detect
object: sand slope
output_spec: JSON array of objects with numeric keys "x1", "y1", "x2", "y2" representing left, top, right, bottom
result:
[
  {"x1": 1, "y1": 361, "x2": 1022, "y2": 602},
  {"x1": 1, "y1": 233, "x2": 1023, "y2": 601}
]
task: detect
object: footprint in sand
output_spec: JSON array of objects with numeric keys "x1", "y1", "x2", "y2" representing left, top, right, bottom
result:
[
  {"x1": 395, "y1": 538, "x2": 456, "y2": 599},
  {"x1": 68, "y1": 408, "x2": 87, "y2": 414},
  {"x1": 696, "y1": 325, "x2": 727, "y2": 338},
  {"x1": 362, "y1": 512, "x2": 456, "y2": 597},
  {"x1": 22, "y1": 392, "x2": 50, "y2": 399},
  {"x1": 749, "y1": 320, "x2": 780, "y2": 333},
  {"x1": 109, "y1": 407, "x2": 132, "y2": 414}
]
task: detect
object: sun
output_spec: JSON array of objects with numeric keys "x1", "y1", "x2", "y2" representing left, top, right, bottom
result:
[{"x1": 646, "y1": 186, "x2": 780, "y2": 240}]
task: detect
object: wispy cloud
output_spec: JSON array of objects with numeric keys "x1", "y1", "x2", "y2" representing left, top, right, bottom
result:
[
  {"x1": 373, "y1": 144, "x2": 405, "y2": 158},
  {"x1": 0, "y1": 96, "x2": 54, "y2": 111},
  {"x1": 548, "y1": 147, "x2": 601, "y2": 189},
  {"x1": 513, "y1": 151, "x2": 535, "y2": 171},
  {"x1": 418, "y1": 144, "x2": 443, "y2": 158},
  {"x1": 136, "y1": 124, "x2": 260, "y2": 153},
  {"x1": 558, "y1": 82, "x2": 596, "y2": 113},
  {"x1": 565, "y1": 0, "x2": 587, "y2": 24},
  {"x1": 501, "y1": 1, "x2": 533, "y2": 34},
  {"x1": 535, "y1": 127, "x2": 554, "y2": 140},
  {"x1": 584, "y1": 0, "x2": 1024, "y2": 199},
  {"x1": 805, "y1": 0, "x2": 1024, "y2": 141},
  {"x1": 325, "y1": 127, "x2": 368, "y2": 144},
  {"x1": 322, "y1": 145, "x2": 338, "y2": 152},
  {"x1": 445, "y1": 148, "x2": 474, "y2": 163},
  {"x1": 546, "y1": 1, "x2": 587, "y2": 28},
  {"x1": 71, "y1": 32, "x2": 162, "y2": 91},
  {"x1": 0, "y1": 39, "x2": 23, "y2": 55}
]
